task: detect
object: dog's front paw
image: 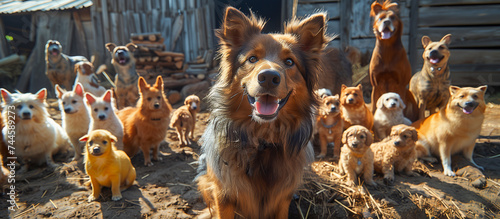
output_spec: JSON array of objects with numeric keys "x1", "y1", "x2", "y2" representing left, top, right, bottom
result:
[
  {"x1": 112, "y1": 195, "x2": 122, "y2": 201},
  {"x1": 145, "y1": 161, "x2": 154, "y2": 166},
  {"x1": 88, "y1": 195, "x2": 98, "y2": 202},
  {"x1": 316, "y1": 153, "x2": 326, "y2": 159},
  {"x1": 443, "y1": 169, "x2": 456, "y2": 177},
  {"x1": 383, "y1": 176, "x2": 394, "y2": 185}
]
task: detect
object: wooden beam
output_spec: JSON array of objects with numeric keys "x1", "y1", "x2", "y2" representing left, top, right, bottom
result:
[
  {"x1": 72, "y1": 11, "x2": 89, "y2": 58},
  {"x1": 419, "y1": 5, "x2": 500, "y2": 27},
  {"x1": 340, "y1": 0, "x2": 352, "y2": 49},
  {"x1": 417, "y1": 27, "x2": 500, "y2": 49},
  {"x1": 419, "y1": 0, "x2": 500, "y2": 6},
  {"x1": 408, "y1": 0, "x2": 419, "y2": 74}
]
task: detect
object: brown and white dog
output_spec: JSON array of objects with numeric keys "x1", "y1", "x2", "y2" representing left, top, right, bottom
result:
[
  {"x1": 369, "y1": 0, "x2": 417, "y2": 122},
  {"x1": 316, "y1": 94, "x2": 343, "y2": 158},
  {"x1": 106, "y1": 43, "x2": 139, "y2": 109},
  {"x1": 45, "y1": 40, "x2": 88, "y2": 90},
  {"x1": 74, "y1": 62, "x2": 107, "y2": 97},
  {"x1": 410, "y1": 34, "x2": 452, "y2": 120}
]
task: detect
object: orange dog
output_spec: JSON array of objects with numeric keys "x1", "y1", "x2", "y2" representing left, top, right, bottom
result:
[
  {"x1": 339, "y1": 125, "x2": 376, "y2": 187},
  {"x1": 413, "y1": 86, "x2": 487, "y2": 176},
  {"x1": 196, "y1": 7, "x2": 324, "y2": 218},
  {"x1": 316, "y1": 94, "x2": 343, "y2": 158},
  {"x1": 340, "y1": 84, "x2": 373, "y2": 130},
  {"x1": 369, "y1": 0, "x2": 417, "y2": 121},
  {"x1": 170, "y1": 107, "x2": 194, "y2": 147},
  {"x1": 118, "y1": 76, "x2": 172, "y2": 166},
  {"x1": 81, "y1": 129, "x2": 136, "y2": 202},
  {"x1": 372, "y1": 124, "x2": 418, "y2": 185}
]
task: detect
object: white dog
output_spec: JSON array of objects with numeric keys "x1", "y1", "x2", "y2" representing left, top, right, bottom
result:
[
  {"x1": 74, "y1": 61, "x2": 106, "y2": 97},
  {"x1": 55, "y1": 83, "x2": 90, "y2": 161},
  {"x1": 85, "y1": 90, "x2": 124, "y2": 150},
  {"x1": 373, "y1": 92, "x2": 411, "y2": 140},
  {"x1": 1, "y1": 88, "x2": 71, "y2": 172}
]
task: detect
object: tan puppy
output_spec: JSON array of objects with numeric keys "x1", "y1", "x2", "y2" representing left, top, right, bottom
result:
[
  {"x1": 183, "y1": 95, "x2": 200, "y2": 138},
  {"x1": 373, "y1": 92, "x2": 411, "y2": 140},
  {"x1": 372, "y1": 124, "x2": 418, "y2": 185},
  {"x1": 81, "y1": 129, "x2": 136, "y2": 202},
  {"x1": 413, "y1": 86, "x2": 487, "y2": 176},
  {"x1": 169, "y1": 106, "x2": 194, "y2": 147},
  {"x1": 339, "y1": 125, "x2": 376, "y2": 187},
  {"x1": 410, "y1": 34, "x2": 452, "y2": 120},
  {"x1": 340, "y1": 84, "x2": 374, "y2": 130},
  {"x1": 316, "y1": 94, "x2": 343, "y2": 158}
]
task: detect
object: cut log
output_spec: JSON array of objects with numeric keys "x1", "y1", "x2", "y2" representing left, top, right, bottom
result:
[
  {"x1": 175, "y1": 61, "x2": 183, "y2": 69},
  {"x1": 153, "y1": 50, "x2": 184, "y2": 57},
  {"x1": 181, "y1": 80, "x2": 210, "y2": 98},
  {"x1": 131, "y1": 38, "x2": 165, "y2": 45},
  {"x1": 152, "y1": 56, "x2": 160, "y2": 62},
  {"x1": 163, "y1": 77, "x2": 201, "y2": 89},
  {"x1": 167, "y1": 90, "x2": 181, "y2": 104}
]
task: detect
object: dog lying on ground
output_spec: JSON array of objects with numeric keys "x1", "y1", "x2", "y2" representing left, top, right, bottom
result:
[
  {"x1": 45, "y1": 40, "x2": 88, "y2": 90},
  {"x1": 118, "y1": 76, "x2": 172, "y2": 166},
  {"x1": 1, "y1": 88, "x2": 71, "y2": 172},
  {"x1": 81, "y1": 129, "x2": 136, "y2": 202},
  {"x1": 170, "y1": 95, "x2": 199, "y2": 146},
  {"x1": 410, "y1": 34, "x2": 452, "y2": 120},
  {"x1": 373, "y1": 92, "x2": 411, "y2": 140},
  {"x1": 106, "y1": 43, "x2": 139, "y2": 109},
  {"x1": 55, "y1": 83, "x2": 90, "y2": 161},
  {"x1": 340, "y1": 84, "x2": 373, "y2": 130},
  {"x1": 413, "y1": 85, "x2": 487, "y2": 176},
  {"x1": 369, "y1": 0, "x2": 417, "y2": 121},
  {"x1": 75, "y1": 62, "x2": 107, "y2": 97},
  {"x1": 85, "y1": 90, "x2": 124, "y2": 150},
  {"x1": 316, "y1": 94, "x2": 343, "y2": 158},
  {"x1": 372, "y1": 124, "x2": 418, "y2": 185},
  {"x1": 196, "y1": 7, "x2": 321, "y2": 218},
  {"x1": 338, "y1": 125, "x2": 376, "y2": 187}
]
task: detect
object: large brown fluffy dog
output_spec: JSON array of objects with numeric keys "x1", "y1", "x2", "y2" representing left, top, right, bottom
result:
[
  {"x1": 196, "y1": 7, "x2": 326, "y2": 218},
  {"x1": 369, "y1": 0, "x2": 417, "y2": 121}
]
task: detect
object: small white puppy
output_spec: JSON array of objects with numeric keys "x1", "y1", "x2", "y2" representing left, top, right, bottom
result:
[
  {"x1": 55, "y1": 83, "x2": 90, "y2": 161},
  {"x1": 85, "y1": 90, "x2": 124, "y2": 150},
  {"x1": 373, "y1": 92, "x2": 411, "y2": 140},
  {"x1": 75, "y1": 62, "x2": 106, "y2": 97}
]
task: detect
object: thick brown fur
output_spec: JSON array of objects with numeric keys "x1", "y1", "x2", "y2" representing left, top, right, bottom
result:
[
  {"x1": 106, "y1": 43, "x2": 139, "y2": 109},
  {"x1": 118, "y1": 76, "x2": 172, "y2": 166},
  {"x1": 338, "y1": 125, "x2": 376, "y2": 187},
  {"x1": 369, "y1": 0, "x2": 417, "y2": 122},
  {"x1": 340, "y1": 84, "x2": 374, "y2": 130},
  {"x1": 410, "y1": 34, "x2": 452, "y2": 120},
  {"x1": 81, "y1": 130, "x2": 136, "y2": 202},
  {"x1": 412, "y1": 86, "x2": 487, "y2": 177},
  {"x1": 45, "y1": 40, "x2": 89, "y2": 90},
  {"x1": 372, "y1": 124, "x2": 418, "y2": 185},
  {"x1": 316, "y1": 94, "x2": 343, "y2": 158},
  {"x1": 196, "y1": 7, "x2": 324, "y2": 218}
]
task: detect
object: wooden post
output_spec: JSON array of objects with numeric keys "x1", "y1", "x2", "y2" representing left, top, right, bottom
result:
[
  {"x1": 72, "y1": 11, "x2": 89, "y2": 58},
  {"x1": 408, "y1": 0, "x2": 420, "y2": 74},
  {"x1": 340, "y1": 0, "x2": 352, "y2": 50}
]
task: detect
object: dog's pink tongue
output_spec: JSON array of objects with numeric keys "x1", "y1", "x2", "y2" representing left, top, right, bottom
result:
[
  {"x1": 52, "y1": 51, "x2": 58, "y2": 56},
  {"x1": 381, "y1": 30, "x2": 392, "y2": 39},
  {"x1": 463, "y1": 108, "x2": 473, "y2": 114},
  {"x1": 430, "y1": 58, "x2": 439, "y2": 64},
  {"x1": 255, "y1": 95, "x2": 279, "y2": 115}
]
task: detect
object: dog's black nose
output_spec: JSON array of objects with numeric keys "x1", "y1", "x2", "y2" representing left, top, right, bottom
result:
[
  {"x1": 117, "y1": 50, "x2": 125, "y2": 55},
  {"x1": 258, "y1": 70, "x2": 281, "y2": 89},
  {"x1": 351, "y1": 142, "x2": 358, "y2": 148},
  {"x1": 394, "y1": 141, "x2": 401, "y2": 146},
  {"x1": 383, "y1": 20, "x2": 391, "y2": 26},
  {"x1": 429, "y1": 50, "x2": 438, "y2": 58},
  {"x1": 330, "y1": 106, "x2": 336, "y2": 112},
  {"x1": 92, "y1": 147, "x2": 100, "y2": 154},
  {"x1": 465, "y1": 101, "x2": 475, "y2": 107},
  {"x1": 192, "y1": 105, "x2": 197, "y2": 110},
  {"x1": 348, "y1": 98, "x2": 354, "y2": 103},
  {"x1": 154, "y1": 103, "x2": 160, "y2": 109},
  {"x1": 22, "y1": 112, "x2": 31, "y2": 117},
  {"x1": 98, "y1": 115, "x2": 106, "y2": 120},
  {"x1": 391, "y1": 102, "x2": 396, "y2": 107},
  {"x1": 64, "y1": 108, "x2": 71, "y2": 113}
]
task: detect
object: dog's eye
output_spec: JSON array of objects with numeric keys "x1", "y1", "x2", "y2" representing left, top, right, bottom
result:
[
  {"x1": 360, "y1": 135, "x2": 365, "y2": 139},
  {"x1": 102, "y1": 140, "x2": 107, "y2": 145},
  {"x1": 284, "y1": 58, "x2": 294, "y2": 66},
  {"x1": 389, "y1": 15, "x2": 395, "y2": 20},
  {"x1": 89, "y1": 140, "x2": 93, "y2": 146},
  {"x1": 386, "y1": 98, "x2": 390, "y2": 101},
  {"x1": 147, "y1": 97, "x2": 152, "y2": 101},
  {"x1": 17, "y1": 105, "x2": 23, "y2": 109},
  {"x1": 472, "y1": 94, "x2": 478, "y2": 99},
  {"x1": 353, "y1": 93, "x2": 358, "y2": 97},
  {"x1": 157, "y1": 96, "x2": 161, "y2": 100},
  {"x1": 94, "y1": 108, "x2": 98, "y2": 112},
  {"x1": 29, "y1": 105, "x2": 34, "y2": 109},
  {"x1": 459, "y1": 95, "x2": 465, "y2": 98},
  {"x1": 62, "y1": 101, "x2": 66, "y2": 105},
  {"x1": 248, "y1": 56, "x2": 258, "y2": 63},
  {"x1": 439, "y1": 45, "x2": 445, "y2": 50},
  {"x1": 104, "y1": 107, "x2": 109, "y2": 111},
  {"x1": 72, "y1": 100, "x2": 77, "y2": 104}
]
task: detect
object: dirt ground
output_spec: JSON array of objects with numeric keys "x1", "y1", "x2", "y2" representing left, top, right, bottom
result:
[{"x1": 1, "y1": 99, "x2": 500, "y2": 218}]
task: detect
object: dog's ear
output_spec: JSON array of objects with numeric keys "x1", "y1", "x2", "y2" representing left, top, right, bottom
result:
[
  {"x1": 356, "y1": 84, "x2": 362, "y2": 90},
  {"x1": 399, "y1": 95, "x2": 406, "y2": 109},
  {"x1": 410, "y1": 127, "x2": 418, "y2": 141},
  {"x1": 85, "y1": 93, "x2": 96, "y2": 105},
  {"x1": 365, "y1": 130, "x2": 374, "y2": 146},
  {"x1": 35, "y1": 88, "x2": 47, "y2": 103},
  {"x1": 370, "y1": 1, "x2": 383, "y2": 17},
  {"x1": 79, "y1": 134, "x2": 89, "y2": 142},
  {"x1": 341, "y1": 84, "x2": 347, "y2": 91},
  {"x1": 449, "y1": 86, "x2": 460, "y2": 96},
  {"x1": 285, "y1": 13, "x2": 328, "y2": 53},
  {"x1": 103, "y1": 90, "x2": 112, "y2": 103},
  {"x1": 219, "y1": 7, "x2": 264, "y2": 49},
  {"x1": 0, "y1": 88, "x2": 13, "y2": 104},
  {"x1": 126, "y1": 43, "x2": 137, "y2": 52},
  {"x1": 477, "y1": 85, "x2": 488, "y2": 94},
  {"x1": 138, "y1": 77, "x2": 149, "y2": 93},
  {"x1": 109, "y1": 134, "x2": 117, "y2": 143},
  {"x1": 421, "y1": 36, "x2": 431, "y2": 48},
  {"x1": 376, "y1": 95, "x2": 384, "y2": 109},
  {"x1": 55, "y1": 84, "x2": 65, "y2": 99},
  {"x1": 440, "y1": 34, "x2": 452, "y2": 45},
  {"x1": 342, "y1": 129, "x2": 349, "y2": 145},
  {"x1": 154, "y1": 75, "x2": 164, "y2": 91},
  {"x1": 105, "y1": 43, "x2": 116, "y2": 52},
  {"x1": 74, "y1": 83, "x2": 85, "y2": 97}
]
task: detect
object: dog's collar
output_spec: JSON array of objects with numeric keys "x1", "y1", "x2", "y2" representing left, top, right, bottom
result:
[
  {"x1": 321, "y1": 118, "x2": 338, "y2": 129},
  {"x1": 430, "y1": 63, "x2": 447, "y2": 74}
]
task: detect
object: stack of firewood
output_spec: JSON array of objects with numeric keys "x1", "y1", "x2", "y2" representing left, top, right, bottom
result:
[{"x1": 132, "y1": 32, "x2": 185, "y2": 78}]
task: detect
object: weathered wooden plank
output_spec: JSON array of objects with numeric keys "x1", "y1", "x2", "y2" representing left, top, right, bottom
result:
[
  {"x1": 299, "y1": 0, "x2": 339, "y2": 3},
  {"x1": 196, "y1": 7, "x2": 206, "y2": 51},
  {"x1": 152, "y1": 9, "x2": 159, "y2": 32},
  {"x1": 101, "y1": 0, "x2": 111, "y2": 44},
  {"x1": 72, "y1": 11, "x2": 89, "y2": 57},
  {"x1": 420, "y1": 0, "x2": 500, "y2": 6},
  {"x1": 416, "y1": 49, "x2": 500, "y2": 66},
  {"x1": 408, "y1": 0, "x2": 420, "y2": 73},
  {"x1": 91, "y1": 1, "x2": 105, "y2": 66},
  {"x1": 189, "y1": 9, "x2": 198, "y2": 59},
  {"x1": 204, "y1": 4, "x2": 214, "y2": 50},
  {"x1": 171, "y1": 13, "x2": 184, "y2": 51},
  {"x1": 297, "y1": 2, "x2": 339, "y2": 19},
  {"x1": 109, "y1": 13, "x2": 120, "y2": 44},
  {"x1": 417, "y1": 27, "x2": 500, "y2": 48},
  {"x1": 450, "y1": 66, "x2": 500, "y2": 86},
  {"x1": 133, "y1": 13, "x2": 142, "y2": 33},
  {"x1": 182, "y1": 10, "x2": 191, "y2": 61},
  {"x1": 339, "y1": 0, "x2": 351, "y2": 48},
  {"x1": 326, "y1": 20, "x2": 340, "y2": 37},
  {"x1": 350, "y1": 0, "x2": 372, "y2": 39},
  {"x1": 419, "y1": 5, "x2": 500, "y2": 27},
  {"x1": 0, "y1": 17, "x2": 8, "y2": 58},
  {"x1": 141, "y1": 13, "x2": 148, "y2": 33},
  {"x1": 350, "y1": 35, "x2": 410, "y2": 54}
]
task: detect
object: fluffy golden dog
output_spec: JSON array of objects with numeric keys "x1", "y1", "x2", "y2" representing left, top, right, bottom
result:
[
  {"x1": 339, "y1": 125, "x2": 376, "y2": 187},
  {"x1": 340, "y1": 84, "x2": 374, "y2": 130},
  {"x1": 372, "y1": 124, "x2": 418, "y2": 185}
]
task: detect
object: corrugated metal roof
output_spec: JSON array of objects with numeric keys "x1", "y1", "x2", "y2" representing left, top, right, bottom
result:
[{"x1": 0, "y1": 0, "x2": 92, "y2": 15}]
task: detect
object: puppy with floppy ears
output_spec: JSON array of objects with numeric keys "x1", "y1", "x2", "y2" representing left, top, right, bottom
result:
[
  {"x1": 55, "y1": 83, "x2": 90, "y2": 161},
  {"x1": 339, "y1": 125, "x2": 376, "y2": 187},
  {"x1": 373, "y1": 92, "x2": 411, "y2": 141},
  {"x1": 372, "y1": 124, "x2": 418, "y2": 185},
  {"x1": 81, "y1": 129, "x2": 136, "y2": 202},
  {"x1": 316, "y1": 94, "x2": 343, "y2": 158},
  {"x1": 183, "y1": 95, "x2": 200, "y2": 139}
]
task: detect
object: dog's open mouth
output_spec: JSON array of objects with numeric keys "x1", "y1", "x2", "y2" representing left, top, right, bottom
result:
[
  {"x1": 458, "y1": 103, "x2": 478, "y2": 115},
  {"x1": 381, "y1": 28, "x2": 392, "y2": 40},
  {"x1": 247, "y1": 91, "x2": 292, "y2": 121},
  {"x1": 428, "y1": 56, "x2": 443, "y2": 65},
  {"x1": 118, "y1": 57, "x2": 128, "y2": 64}
]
